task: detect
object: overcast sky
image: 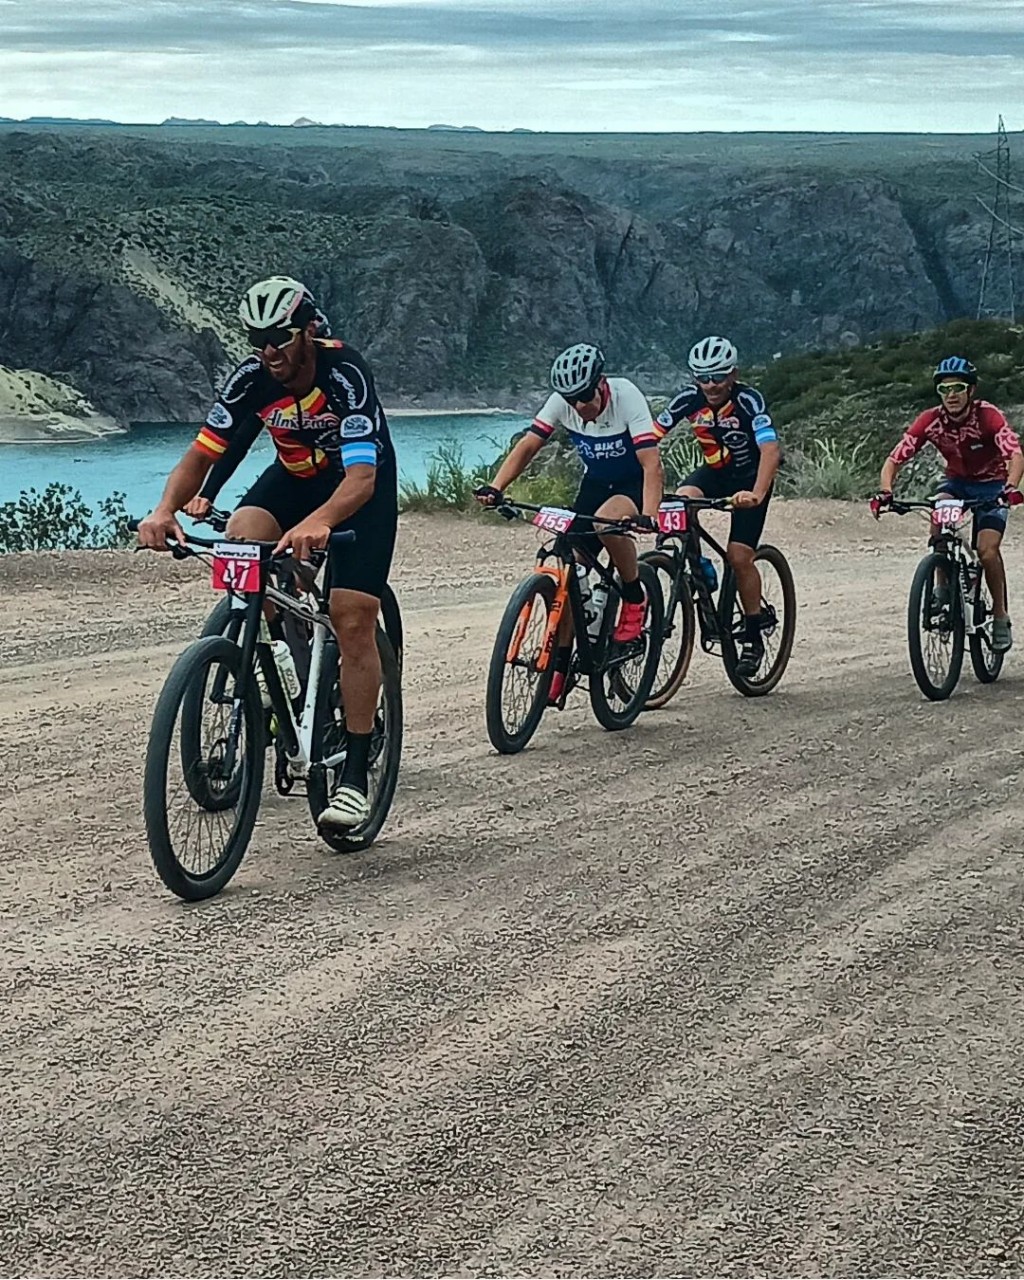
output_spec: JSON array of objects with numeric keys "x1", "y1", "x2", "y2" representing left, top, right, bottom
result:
[{"x1": 3, "y1": 0, "x2": 1023, "y2": 132}]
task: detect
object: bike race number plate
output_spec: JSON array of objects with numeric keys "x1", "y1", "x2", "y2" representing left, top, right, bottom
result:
[
  {"x1": 532, "y1": 506, "x2": 575, "y2": 534},
  {"x1": 658, "y1": 503, "x2": 688, "y2": 534},
  {"x1": 211, "y1": 542, "x2": 262, "y2": 592},
  {"x1": 932, "y1": 498, "x2": 965, "y2": 528}
]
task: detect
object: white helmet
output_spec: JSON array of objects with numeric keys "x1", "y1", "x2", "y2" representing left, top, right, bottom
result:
[
  {"x1": 550, "y1": 343, "x2": 605, "y2": 397},
  {"x1": 239, "y1": 275, "x2": 317, "y2": 330},
  {"x1": 688, "y1": 335, "x2": 738, "y2": 378}
]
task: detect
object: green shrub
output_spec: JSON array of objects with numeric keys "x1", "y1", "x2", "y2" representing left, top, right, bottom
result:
[
  {"x1": 0, "y1": 484, "x2": 132, "y2": 553},
  {"x1": 752, "y1": 317, "x2": 1024, "y2": 427},
  {"x1": 777, "y1": 439, "x2": 876, "y2": 500},
  {"x1": 398, "y1": 440, "x2": 485, "y2": 513},
  {"x1": 659, "y1": 431, "x2": 702, "y2": 487}
]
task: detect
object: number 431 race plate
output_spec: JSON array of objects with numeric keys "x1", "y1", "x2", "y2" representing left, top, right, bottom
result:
[{"x1": 211, "y1": 542, "x2": 262, "y2": 592}]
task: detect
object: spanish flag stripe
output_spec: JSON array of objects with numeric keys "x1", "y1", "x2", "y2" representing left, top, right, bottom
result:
[
  {"x1": 260, "y1": 393, "x2": 296, "y2": 416},
  {"x1": 195, "y1": 429, "x2": 227, "y2": 457}
]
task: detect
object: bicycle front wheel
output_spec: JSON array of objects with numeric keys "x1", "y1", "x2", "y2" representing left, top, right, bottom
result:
[
  {"x1": 639, "y1": 549, "x2": 696, "y2": 710},
  {"x1": 144, "y1": 636, "x2": 265, "y2": 901},
  {"x1": 307, "y1": 626, "x2": 404, "y2": 852},
  {"x1": 589, "y1": 561, "x2": 664, "y2": 730},
  {"x1": 719, "y1": 544, "x2": 797, "y2": 696},
  {"x1": 969, "y1": 571, "x2": 1004, "y2": 684},
  {"x1": 908, "y1": 552, "x2": 964, "y2": 700},
  {"x1": 485, "y1": 572, "x2": 558, "y2": 754}
]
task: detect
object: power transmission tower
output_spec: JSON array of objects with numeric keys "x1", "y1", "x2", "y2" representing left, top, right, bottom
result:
[{"x1": 976, "y1": 115, "x2": 1022, "y2": 322}]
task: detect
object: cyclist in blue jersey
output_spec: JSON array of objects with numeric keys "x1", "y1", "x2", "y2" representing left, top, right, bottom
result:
[
  {"x1": 138, "y1": 276, "x2": 397, "y2": 831},
  {"x1": 475, "y1": 343, "x2": 663, "y2": 702},
  {"x1": 654, "y1": 335, "x2": 781, "y2": 677}
]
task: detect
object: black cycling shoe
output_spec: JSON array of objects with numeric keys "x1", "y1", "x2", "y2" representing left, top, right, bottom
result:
[{"x1": 735, "y1": 638, "x2": 765, "y2": 678}]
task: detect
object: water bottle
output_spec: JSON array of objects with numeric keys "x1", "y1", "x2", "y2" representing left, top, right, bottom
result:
[
  {"x1": 576, "y1": 565, "x2": 599, "y2": 637},
  {"x1": 589, "y1": 580, "x2": 610, "y2": 639},
  {"x1": 270, "y1": 639, "x2": 302, "y2": 701},
  {"x1": 697, "y1": 556, "x2": 719, "y2": 593}
]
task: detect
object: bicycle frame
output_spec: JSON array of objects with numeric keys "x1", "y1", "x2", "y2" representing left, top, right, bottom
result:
[
  {"x1": 884, "y1": 496, "x2": 1003, "y2": 639},
  {"x1": 498, "y1": 501, "x2": 638, "y2": 678},
  {"x1": 228, "y1": 566, "x2": 335, "y2": 774},
  {"x1": 653, "y1": 495, "x2": 734, "y2": 652},
  {"x1": 141, "y1": 526, "x2": 356, "y2": 779}
]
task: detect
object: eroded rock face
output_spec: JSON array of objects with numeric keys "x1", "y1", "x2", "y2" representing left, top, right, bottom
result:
[
  {"x1": 0, "y1": 246, "x2": 227, "y2": 423},
  {"x1": 299, "y1": 217, "x2": 490, "y2": 394},
  {"x1": 0, "y1": 129, "x2": 995, "y2": 412}
]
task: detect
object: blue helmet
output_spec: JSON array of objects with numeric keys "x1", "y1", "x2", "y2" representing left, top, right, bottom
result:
[{"x1": 933, "y1": 355, "x2": 978, "y2": 387}]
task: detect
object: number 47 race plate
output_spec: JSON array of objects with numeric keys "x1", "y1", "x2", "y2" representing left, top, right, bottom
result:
[{"x1": 211, "y1": 542, "x2": 262, "y2": 592}]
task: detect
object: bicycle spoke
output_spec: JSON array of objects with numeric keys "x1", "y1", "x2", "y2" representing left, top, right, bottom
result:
[{"x1": 160, "y1": 657, "x2": 254, "y2": 880}]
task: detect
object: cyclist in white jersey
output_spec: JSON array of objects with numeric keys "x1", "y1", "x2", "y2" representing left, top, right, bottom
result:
[{"x1": 476, "y1": 343, "x2": 663, "y2": 701}]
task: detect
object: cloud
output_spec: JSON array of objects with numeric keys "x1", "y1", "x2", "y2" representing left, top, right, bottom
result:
[{"x1": 2, "y1": 0, "x2": 1023, "y2": 130}]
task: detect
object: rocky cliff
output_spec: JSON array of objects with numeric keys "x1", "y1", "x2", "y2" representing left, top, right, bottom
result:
[{"x1": 0, "y1": 125, "x2": 1000, "y2": 426}]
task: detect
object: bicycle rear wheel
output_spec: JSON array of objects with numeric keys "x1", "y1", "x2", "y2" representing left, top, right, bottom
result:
[
  {"x1": 589, "y1": 562, "x2": 664, "y2": 730},
  {"x1": 908, "y1": 552, "x2": 964, "y2": 700},
  {"x1": 719, "y1": 544, "x2": 797, "y2": 696},
  {"x1": 969, "y1": 571, "x2": 1004, "y2": 684},
  {"x1": 307, "y1": 626, "x2": 403, "y2": 852},
  {"x1": 639, "y1": 549, "x2": 696, "y2": 710},
  {"x1": 144, "y1": 636, "x2": 265, "y2": 901},
  {"x1": 485, "y1": 572, "x2": 558, "y2": 754}
]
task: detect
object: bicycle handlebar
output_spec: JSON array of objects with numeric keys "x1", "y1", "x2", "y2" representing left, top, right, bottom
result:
[
  {"x1": 127, "y1": 519, "x2": 356, "y2": 568},
  {"x1": 658, "y1": 493, "x2": 734, "y2": 510},
  {"x1": 199, "y1": 507, "x2": 232, "y2": 533},
  {"x1": 881, "y1": 495, "x2": 1006, "y2": 516},
  {"x1": 488, "y1": 498, "x2": 638, "y2": 532}
]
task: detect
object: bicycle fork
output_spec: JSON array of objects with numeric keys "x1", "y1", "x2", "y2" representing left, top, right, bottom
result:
[{"x1": 506, "y1": 566, "x2": 567, "y2": 670}]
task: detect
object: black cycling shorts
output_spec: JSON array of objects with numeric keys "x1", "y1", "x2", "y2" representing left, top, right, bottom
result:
[
  {"x1": 680, "y1": 464, "x2": 771, "y2": 549},
  {"x1": 570, "y1": 472, "x2": 644, "y2": 558},
  {"x1": 238, "y1": 461, "x2": 398, "y2": 599}
]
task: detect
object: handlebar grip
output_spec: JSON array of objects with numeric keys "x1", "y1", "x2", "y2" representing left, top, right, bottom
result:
[
  {"x1": 127, "y1": 518, "x2": 141, "y2": 533},
  {"x1": 329, "y1": 530, "x2": 357, "y2": 550}
]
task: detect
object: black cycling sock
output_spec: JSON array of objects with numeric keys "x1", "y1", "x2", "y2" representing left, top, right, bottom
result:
[
  {"x1": 621, "y1": 577, "x2": 644, "y2": 605},
  {"x1": 340, "y1": 731, "x2": 371, "y2": 795},
  {"x1": 554, "y1": 645, "x2": 572, "y2": 673},
  {"x1": 745, "y1": 614, "x2": 762, "y2": 644}
]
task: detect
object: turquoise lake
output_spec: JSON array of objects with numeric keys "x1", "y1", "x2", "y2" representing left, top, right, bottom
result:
[{"x1": 0, "y1": 413, "x2": 528, "y2": 516}]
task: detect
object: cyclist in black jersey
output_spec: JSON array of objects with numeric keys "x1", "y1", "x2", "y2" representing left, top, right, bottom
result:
[
  {"x1": 138, "y1": 276, "x2": 398, "y2": 830},
  {"x1": 183, "y1": 305, "x2": 334, "y2": 523},
  {"x1": 654, "y1": 334, "x2": 781, "y2": 677}
]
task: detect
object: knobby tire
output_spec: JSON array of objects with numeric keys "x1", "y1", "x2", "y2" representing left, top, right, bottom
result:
[{"x1": 144, "y1": 635, "x2": 265, "y2": 901}]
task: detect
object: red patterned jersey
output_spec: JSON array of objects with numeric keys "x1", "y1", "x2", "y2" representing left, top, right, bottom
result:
[{"x1": 888, "y1": 401, "x2": 1020, "y2": 482}]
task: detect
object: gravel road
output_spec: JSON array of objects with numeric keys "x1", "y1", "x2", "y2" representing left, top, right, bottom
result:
[{"x1": 1, "y1": 502, "x2": 1022, "y2": 1277}]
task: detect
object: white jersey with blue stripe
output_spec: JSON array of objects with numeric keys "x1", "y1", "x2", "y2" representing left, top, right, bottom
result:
[{"x1": 528, "y1": 378, "x2": 658, "y2": 482}]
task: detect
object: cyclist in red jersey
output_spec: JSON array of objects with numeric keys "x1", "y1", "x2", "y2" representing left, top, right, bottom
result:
[{"x1": 874, "y1": 356, "x2": 1024, "y2": 652}]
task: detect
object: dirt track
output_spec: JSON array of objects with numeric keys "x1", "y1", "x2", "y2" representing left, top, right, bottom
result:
[{"x1": 2, "y1": 501, "x2": 1023, "y2": 1279}]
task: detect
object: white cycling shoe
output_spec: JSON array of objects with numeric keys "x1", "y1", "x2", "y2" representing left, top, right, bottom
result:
[{"x1": 318, "y1": 785, "x2": 371, "y2": 831}]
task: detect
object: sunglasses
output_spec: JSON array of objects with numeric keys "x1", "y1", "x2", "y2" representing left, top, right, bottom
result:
[
  {"x1": 246, "y1": 325, "x2": 302, "y2": 351},
  {"x1": 561, "y1": 383, "x2": 602, "y2": 406},
  {"x1": 693, "y1": 371, "x2": 734, "y2": 386},
  {"x1": 936, "y1": 381, "x2": 969, "y2": 397}
]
